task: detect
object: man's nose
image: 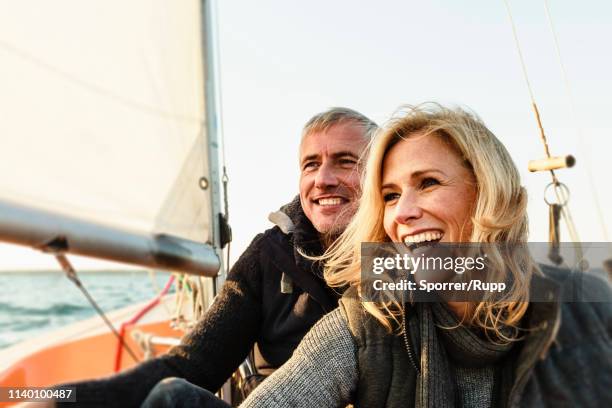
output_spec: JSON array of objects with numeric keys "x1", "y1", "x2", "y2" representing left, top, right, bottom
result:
[
  {"x1": 394, "y1": 191, "x2": 422, "y2": 224},
  {"x1": 314, "y1": 162, "x2": 339, "y2": 189}
]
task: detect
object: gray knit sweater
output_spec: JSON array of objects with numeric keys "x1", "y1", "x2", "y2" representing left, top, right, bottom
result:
[
  {"x1": 241, "y1": 308, "x2": 356, "y2": 407},
  {"x1": 240, "y1": 308, "x2": 493, "y2": 408}
]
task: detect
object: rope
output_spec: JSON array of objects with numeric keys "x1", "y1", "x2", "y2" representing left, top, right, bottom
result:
[
  {"x1": 542, "y1": 0, "x2": 611, "y2": 245},
  {"x1": 502, "y1": 0, "x2": 538, "y2": 109},
  {"x1": 502, "y1": 0, "x2": 555, "y2": 169},
  {"x1": 502, "y1": 0, "x2": 582, "y2": 246},
  {"x1": 113, "y1": 274, "x2": 176, "y2": 372},
  {"x1": 173, "y1": 274, "x2": 189, "y2": 328}
]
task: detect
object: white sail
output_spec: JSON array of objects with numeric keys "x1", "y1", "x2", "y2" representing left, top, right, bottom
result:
[
  {"x1": 0, "y1": 0, "x2": 221, "y2": 273},
  {"x1": 0, "y1": 0, "x2": 209, "y2": 240}
]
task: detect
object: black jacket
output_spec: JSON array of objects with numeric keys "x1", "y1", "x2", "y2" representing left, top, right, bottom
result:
[{"x1": 59, "y1": 197, "x2": 338, "y2": 407}]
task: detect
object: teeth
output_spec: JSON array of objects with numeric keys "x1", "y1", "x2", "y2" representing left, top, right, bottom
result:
[
  {"x1": 318, "y1": 198, "x2": 343, "y2": 206},
  {"x1": 403, "y1": 231, "x2": 442, "y2": 244}
]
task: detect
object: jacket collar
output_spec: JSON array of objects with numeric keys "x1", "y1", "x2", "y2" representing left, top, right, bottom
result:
[
  {"x1": 268, "y1": 195, "x2": 325, "y2": 274},
  {"x1": 269, "y1": 195, "x2": 324, "y2": 253}
]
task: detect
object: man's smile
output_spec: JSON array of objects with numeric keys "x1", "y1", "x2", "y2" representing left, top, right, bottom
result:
[{"x1": 313, "y1": 196, "x2": 349, "y2": 207}]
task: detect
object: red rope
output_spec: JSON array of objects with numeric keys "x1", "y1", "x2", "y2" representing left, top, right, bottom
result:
[{"x1": 113, "y1": 274, "x2": 176, "y2": 372}]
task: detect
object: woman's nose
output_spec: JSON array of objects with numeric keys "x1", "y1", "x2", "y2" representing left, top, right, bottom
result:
[{"x1": 394, "y1": 191, "x2": 423, "y2": 224}]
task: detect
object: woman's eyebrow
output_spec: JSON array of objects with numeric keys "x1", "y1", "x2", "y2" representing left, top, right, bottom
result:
[
  {"x1": 380, "y1": 182, "x2": 396, "y2": 190},
  {"x1": 381, "y1": 168, "x2": 448, "y2": 189},
  {"x1": 411, "y1": 168, "x2": 447, "y2": 179}
]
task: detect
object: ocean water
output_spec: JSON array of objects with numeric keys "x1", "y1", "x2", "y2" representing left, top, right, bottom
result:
[{"x1": 0, "y1": 270, "x2": 173, "y2": 350}]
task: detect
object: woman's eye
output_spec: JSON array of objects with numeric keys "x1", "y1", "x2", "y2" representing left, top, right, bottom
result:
[
  {"x1": 383, "y1": 192, "x2": 400, "y2": 202},
  {"x1": 420, "y1": 177, "x2": 440, "y2": 189}
]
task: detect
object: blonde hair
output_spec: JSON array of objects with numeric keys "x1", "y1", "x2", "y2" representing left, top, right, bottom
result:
[{"x1": 323, "y1": 103, "x2": 538, "y2": 342}]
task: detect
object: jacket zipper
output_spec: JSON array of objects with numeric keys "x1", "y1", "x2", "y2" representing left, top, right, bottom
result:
[{"x1": 402, "y1": 305, "x2": 420, "y2": 375}]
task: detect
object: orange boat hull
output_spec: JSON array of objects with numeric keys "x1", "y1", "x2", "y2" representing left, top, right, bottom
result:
[{"x1": 0, "y1": 299, "x2": 185, "y2": 407}]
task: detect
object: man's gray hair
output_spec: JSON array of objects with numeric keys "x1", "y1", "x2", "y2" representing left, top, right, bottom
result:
[{"x1": 301, "y1": 107, "x2": 378, "y2": 141}]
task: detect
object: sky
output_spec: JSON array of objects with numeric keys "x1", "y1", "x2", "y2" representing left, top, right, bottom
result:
[{"x1": 0, "y1": 0, "x2": 610, "y2": 270}]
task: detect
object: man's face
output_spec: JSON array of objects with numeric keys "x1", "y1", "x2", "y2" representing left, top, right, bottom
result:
[{"x1": 299, "y1": 123, "x2": 368, "y2": 237}]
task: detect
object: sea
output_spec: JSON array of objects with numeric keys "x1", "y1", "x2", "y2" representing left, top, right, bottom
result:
[{"x1": 0, "y1": 270, "x2": 174, "y2": 350}]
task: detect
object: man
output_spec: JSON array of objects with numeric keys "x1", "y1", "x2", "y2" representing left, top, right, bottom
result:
[{"x1": 52, "y1": 108, "x2": 377, "y2": 407}]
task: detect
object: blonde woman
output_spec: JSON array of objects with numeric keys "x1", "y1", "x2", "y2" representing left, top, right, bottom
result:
[{"x1": 240, "y1": 104, "x2": 612, "y2": 407}]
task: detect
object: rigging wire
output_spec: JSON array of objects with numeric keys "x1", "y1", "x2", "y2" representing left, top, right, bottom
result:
[
  {"x1": 54, "y1": 254, "x2": 140, "y2": 364},
  {"x1": 542, "y1": 0, "x2": 611, "y2": 245},
  {"x1": 502, "y1": 0, "x2": 582, "y2": 247}
]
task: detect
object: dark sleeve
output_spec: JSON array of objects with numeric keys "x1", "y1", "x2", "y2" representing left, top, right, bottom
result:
[{"x1": 56, "y1": 234, "x2": 265, "y2": 408}]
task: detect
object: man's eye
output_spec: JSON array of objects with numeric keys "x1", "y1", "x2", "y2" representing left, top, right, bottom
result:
[
  {"x1": 383, "y1": 192, "x2": 400, "y2": 202},
  {"x1": 303, "y1": 162, "x2": 319, "y2": 171},
  {"x1": 420, "y1": 177, "x2": 440, "y2": 189},
  {"x1": 339, "y1": 158, "x2": 357, "y2": 167}
]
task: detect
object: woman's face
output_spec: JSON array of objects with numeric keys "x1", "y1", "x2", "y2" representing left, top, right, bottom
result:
[{"x1": 382, "y1": 133, "x2": 477, "y2": 244}]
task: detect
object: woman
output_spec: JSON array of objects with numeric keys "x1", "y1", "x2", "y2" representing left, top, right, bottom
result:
[{"x1": 240, "y1": 104, "x2": 612, "y2": 407}]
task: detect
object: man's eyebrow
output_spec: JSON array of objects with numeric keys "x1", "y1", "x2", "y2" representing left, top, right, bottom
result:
[
  {"x1": 300, "y1": 151, "x2": 359, "y2": 164},
  {"x1": 300, "y1": 153, "x2": 320, "y2": 164},
  {"x1": 331, "y1": 151, "x2": 360, "y2": 159}
]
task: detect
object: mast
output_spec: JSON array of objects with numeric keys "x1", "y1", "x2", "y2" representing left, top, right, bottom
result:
[{"x1": 201, "y1": 0, "x2": 229, "y2": 290}]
